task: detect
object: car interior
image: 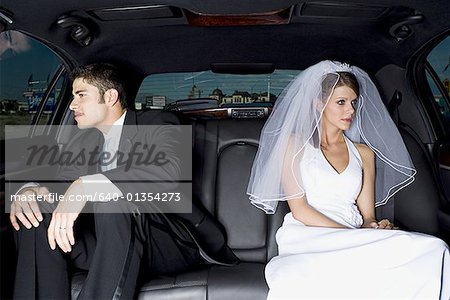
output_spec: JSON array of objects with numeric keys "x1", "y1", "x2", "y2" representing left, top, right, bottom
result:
[{"x1": 1, "y1": 0, "x2": 449, "y2": 299}]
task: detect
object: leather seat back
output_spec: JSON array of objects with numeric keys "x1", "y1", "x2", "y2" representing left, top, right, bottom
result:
[
  {"x1": 192, "y1": 119, "x2": 288, "y2": 262},
  {"x1": 393, "y1": 127, "x2": 441, "y2": 234}
]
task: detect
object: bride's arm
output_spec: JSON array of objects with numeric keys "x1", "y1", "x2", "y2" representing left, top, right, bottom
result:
[
  {"x1": 282, "y1": 137, "x2": 347, "y2": 228},
  {"x1": 355, "y1": 144, "x2": 393, "y2": 229},
  {"x1": 287, "y1": 199, "x2": 347, "y2": 228}
]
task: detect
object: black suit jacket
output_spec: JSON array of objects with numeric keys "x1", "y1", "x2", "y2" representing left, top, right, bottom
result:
[{"x1": 55, "y1": 109, "x2": 238, "y2": 265}]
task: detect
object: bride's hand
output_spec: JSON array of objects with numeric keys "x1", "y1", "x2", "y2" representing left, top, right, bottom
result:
[{"x1": 371, "y1": 219, "x2": 394, "y2": 230}]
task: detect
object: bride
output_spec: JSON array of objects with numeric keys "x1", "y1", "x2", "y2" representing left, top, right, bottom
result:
[{"x1": 247, "y1": 60, "x2": 449, "y2": 299}]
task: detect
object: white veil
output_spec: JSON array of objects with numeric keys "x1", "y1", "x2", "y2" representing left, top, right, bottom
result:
[{"x1": 247, "y1": 60, "x2": 416, "y2": 214}]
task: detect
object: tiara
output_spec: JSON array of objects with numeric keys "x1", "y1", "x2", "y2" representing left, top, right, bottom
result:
[{"x1": 335, "y1": 62, "x2": 352, "y2": 72}]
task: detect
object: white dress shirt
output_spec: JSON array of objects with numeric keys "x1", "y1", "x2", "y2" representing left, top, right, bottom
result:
[{"x1": 80, "y1": 111, "x2": 126, "y2": 201}]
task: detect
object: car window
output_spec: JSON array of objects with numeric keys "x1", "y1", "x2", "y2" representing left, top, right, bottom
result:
[
  {"x1": 426, "y1": 36, "x2": 450, "y2": 130},
  {"x1": 0, "y1": 30, "x2": 65, "y2": 137},
  {"x1": 136, "y1": 70, "x2": 301, "y2": 109}
]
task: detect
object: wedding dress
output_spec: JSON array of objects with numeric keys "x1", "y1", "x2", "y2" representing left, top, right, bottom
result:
[{"x1": 266, "y1": 135, "x2": 450, "y2": 299}]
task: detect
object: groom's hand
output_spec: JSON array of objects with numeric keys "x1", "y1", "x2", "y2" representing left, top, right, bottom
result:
[
  {"x1": 48, "y1": 179, "x2": 87, "y2": 252},
  {"x1": 10, "y1": 186, "x2": 50, "y2": 230}
]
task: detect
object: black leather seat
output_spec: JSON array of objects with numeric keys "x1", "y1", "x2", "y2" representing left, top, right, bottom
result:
[{"x1": 393, "y1": 126, "x2": 442, "y2": 235}]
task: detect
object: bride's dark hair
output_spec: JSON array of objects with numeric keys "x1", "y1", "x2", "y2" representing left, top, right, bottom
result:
[
  {"x1": 321, "y1": 72, "x2": 359, "y2": 101},
  {"x1": 337, "y1": 72, "x2": 359, "y2": 96}
]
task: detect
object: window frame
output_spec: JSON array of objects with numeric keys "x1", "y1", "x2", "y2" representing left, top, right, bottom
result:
[
  {"x1": 425, "y1": 61, "x2": 450, "y2": 123},
  {"x1": 0, "y1": 30, "x2": 74, "y2": 136},
  {"x1": 410, "y1": 32, "x2": 450, "y2": 140}
]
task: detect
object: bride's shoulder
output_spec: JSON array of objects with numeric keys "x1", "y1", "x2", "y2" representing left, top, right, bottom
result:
[
  {"x1": 353, "y1": 143, "x2": 375, "y2": 162},
  {"x1": 354, "y1": 143, "x2": 375, "y2": 161}
]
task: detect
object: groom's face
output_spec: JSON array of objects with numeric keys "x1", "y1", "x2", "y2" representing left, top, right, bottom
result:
[{"x1": 69, "y1": 78, "x2": 108, "y2": 129}]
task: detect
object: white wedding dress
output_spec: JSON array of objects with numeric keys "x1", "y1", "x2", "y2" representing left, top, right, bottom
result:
[{"x1": 266, "y1": 136, "x2": 450, "y2": 299}]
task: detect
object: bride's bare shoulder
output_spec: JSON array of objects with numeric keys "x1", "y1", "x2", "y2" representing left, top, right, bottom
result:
[{"x1": 354, "y1": 143, "x2": 375, "y2": 162}]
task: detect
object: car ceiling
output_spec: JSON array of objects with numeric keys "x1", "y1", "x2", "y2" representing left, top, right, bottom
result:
[{"x1": 0, "y1": 0, "x2": 449, "y2": 78}]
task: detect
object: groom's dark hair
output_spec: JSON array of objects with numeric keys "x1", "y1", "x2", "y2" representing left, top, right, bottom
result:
[{"x1": 71, "y1": 63, "x2": 128, "y2": 108}]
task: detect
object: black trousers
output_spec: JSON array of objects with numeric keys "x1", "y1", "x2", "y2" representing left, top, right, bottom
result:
[{"x1": 13, "y1": 201, "x2": 202, "y2": 299}]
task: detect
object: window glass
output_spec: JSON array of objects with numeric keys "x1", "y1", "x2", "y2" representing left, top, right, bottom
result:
[
  {"x1": 426, "y1": 71, "x2": 450, "y2": 125},
  {"x1": 0, "y1": 30, "x2": 63, "y2": 137},
  {"x1": 33, "y1": 73, "x2": 67, "y2": 135},
  {"x1": 136, "y1": 70, "x2": 301, "y2": 109},
  {"x1": 426, "y1": 36, "x2": 450, "y2": 128}
]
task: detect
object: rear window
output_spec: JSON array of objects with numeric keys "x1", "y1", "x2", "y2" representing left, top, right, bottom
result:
[{"x1": 136, "y1": 70, "x2": 301, "y2": 109}]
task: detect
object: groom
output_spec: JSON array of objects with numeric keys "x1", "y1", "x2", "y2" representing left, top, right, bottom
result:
[{"x1": 10, "y1": 63, "x2": 236, "y2": 299}]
